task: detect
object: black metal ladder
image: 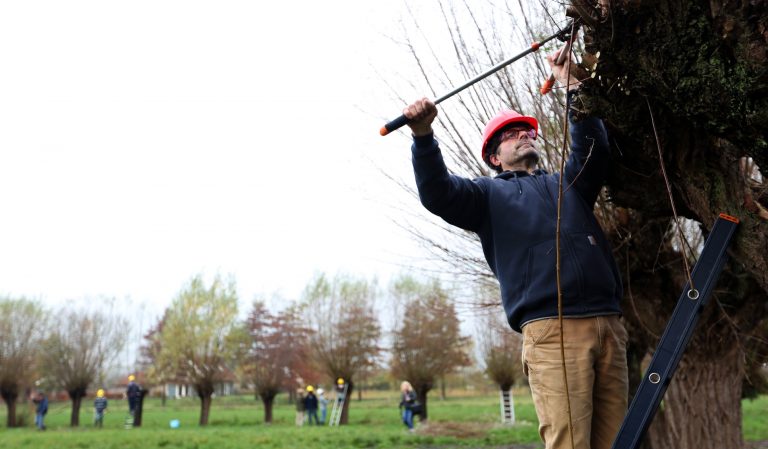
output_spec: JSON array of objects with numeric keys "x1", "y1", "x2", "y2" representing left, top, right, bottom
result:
[{"x1": 610, "y1": 213, "x2": 740, "y2": 449}]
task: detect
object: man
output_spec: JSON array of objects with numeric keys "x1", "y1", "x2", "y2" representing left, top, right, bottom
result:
[
  {"x1": 334, "y1": 377, "x2": 346, "y2": 404},
  {"x1": 126, "y1": 374, "x2": 141, "y2": 416},
  {"x1": 403, "y1": 50, "x2": 628, "y2": 449},
  {"x1": 304, "y1": 385, "x2": 319, "y2": 425}
]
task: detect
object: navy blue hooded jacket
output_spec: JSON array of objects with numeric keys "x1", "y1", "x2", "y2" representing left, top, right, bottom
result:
[{"x1": 411, "y1": 104, "x2": 622, "y2": 332}]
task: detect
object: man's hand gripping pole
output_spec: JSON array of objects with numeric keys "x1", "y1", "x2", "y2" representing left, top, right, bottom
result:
[{"x1": 540, "y1": 22, "x2": 581, "y2": 95}]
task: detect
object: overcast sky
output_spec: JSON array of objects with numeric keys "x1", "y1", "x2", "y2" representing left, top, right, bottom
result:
[{"x1": 0, "y1": 1, "x2": 451, "y2": 322}]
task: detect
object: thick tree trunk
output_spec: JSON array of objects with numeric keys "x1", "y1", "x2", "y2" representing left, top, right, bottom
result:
[
  {"x1": 440, "y1": 376, "x2": 446, "y2": 400},
  {"x1": 645, "y1": 347, "x2": 744, "y2": 449},
  {"x1": 69, "y1": 392, "x2": 84, "y2": 427},
  {"x1": 199, "y1": 394, "x2": 212, "y2": 426},
  {"x1": 2, "y1": 391, "x2": 18, "y2": 427},
  {"x1": 339, "y1": 380, "x2": 353, "y2": 425},
  {"x1": 415, "y1": 385, "x2": 430, "y2": 422},
  {"x1": 260, "y1": 392, "x2": 275, "y2": 424}
]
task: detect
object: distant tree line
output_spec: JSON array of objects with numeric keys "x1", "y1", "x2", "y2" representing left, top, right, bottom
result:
[{"x1": 0, "y1": 271, "x2": 525, "y2": 428}]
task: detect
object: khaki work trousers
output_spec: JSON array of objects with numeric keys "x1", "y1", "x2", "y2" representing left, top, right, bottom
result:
[{"x1": 522, "y1": 315, "x2": 629, "y2": 449}]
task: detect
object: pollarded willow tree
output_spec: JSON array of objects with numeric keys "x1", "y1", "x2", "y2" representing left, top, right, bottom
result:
[
  {"x1": 243, "y1": 300, "x2": 313, "y2": 424},
  {"x1": 38, "y1": 306, "x2": 127, "y2": 427},
  {"x1": 0, "y1": 297, "x2": 47, "y2": 427},
  {"x1": 384, "y1": 1, "x2": 767, "y2": 448},
  {"x1": 302, "y1": 273, "x2": 381, "y2": 425},
  {"x1": 390, "y1": 275, "x2": 471, "y2": 421},
  {"x1": 157, "y1": 274, "x2": 239, "y2": 426}
]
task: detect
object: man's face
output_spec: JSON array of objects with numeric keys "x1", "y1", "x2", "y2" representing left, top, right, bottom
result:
[{"x1": 491, "y1": 125, "x2": 540, "y2": 172}]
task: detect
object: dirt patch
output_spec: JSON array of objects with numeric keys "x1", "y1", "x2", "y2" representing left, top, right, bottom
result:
[{"x1": 415, "y1": 421, "x2": 492, "y2": 439}]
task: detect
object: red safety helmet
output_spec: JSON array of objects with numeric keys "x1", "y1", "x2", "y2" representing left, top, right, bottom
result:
[{"x1": 480, "y1": 110, "x2": 539, "y2": 161}]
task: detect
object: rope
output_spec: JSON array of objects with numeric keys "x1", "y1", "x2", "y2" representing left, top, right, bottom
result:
[
  {"x1": 554, "y1": 20, "x2": 577, "y2": 449},
  {"x1": 644, "y1": 97, "x2": 696, "y2": 294}
]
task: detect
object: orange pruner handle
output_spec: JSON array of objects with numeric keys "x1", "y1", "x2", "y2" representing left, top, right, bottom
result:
[{"x1": 540, "y1": 75, "x2": 556, "y2": 95}]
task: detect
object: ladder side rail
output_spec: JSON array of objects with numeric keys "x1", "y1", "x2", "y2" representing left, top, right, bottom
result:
[
  {"x1": 509, "y1": 389, "x2": 516, "y2": 425},
  {"x1": 328, "y1": 391, "x2": 340, "y2": 426}
]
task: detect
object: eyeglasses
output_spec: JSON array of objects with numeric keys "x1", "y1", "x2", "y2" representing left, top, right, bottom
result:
[{"x1": 500, "y1": 126, "x2": 536, "y2": 142}]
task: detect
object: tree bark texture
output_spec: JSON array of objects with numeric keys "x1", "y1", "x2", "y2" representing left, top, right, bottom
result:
[
  {"x1": 574, "y1": 1, "x2": 768, "y2": 448},
  {"x1": 199, "y1": 394, "x2": 212, "y2": 426},
  {"x1": 416, "y1": 385, "x2": 431, "y2": 422},
  {"x1": 2, "y1": 392, "x2": 17, "y2": 427},
  {"x1": 196, "y1": 381, "x2": 215, "y2": 426},
  {"x1": 582, "y1": 0, "x2": 768, "y2": 290},
  {"x1": 260, "y1": 393, "x2": 275, "y2": 424},
  {"x1": 646, "y1": 347, "x2": 744, "y2": 449},
  {"x1": 69, "y1": 391, "x2": 84, "y2": 427},
  {"x1": 339, "y1": 380, "x2": 353, "y2": 425}
]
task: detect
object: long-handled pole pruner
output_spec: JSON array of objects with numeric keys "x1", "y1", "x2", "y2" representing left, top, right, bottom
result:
[{"x1": 379, "y1": 19, "x2": 578, "y2": 136}]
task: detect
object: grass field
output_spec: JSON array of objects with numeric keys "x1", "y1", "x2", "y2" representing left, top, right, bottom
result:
[{"x1": 1, "y1": 390, "x2": 766, "y2": 448}]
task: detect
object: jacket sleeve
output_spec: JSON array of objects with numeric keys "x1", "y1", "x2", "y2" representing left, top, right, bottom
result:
[
  {"x1": 411, "y1": 133, "x2": 488, "y2": 232},
  {"x1": 563, "y1": 91, "x2": 611, "y2": 207}
]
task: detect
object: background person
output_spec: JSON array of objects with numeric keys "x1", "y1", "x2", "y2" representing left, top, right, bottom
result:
[
  {"x1": 126, "y1": 374, "x2": 141, "y2": 416},
  {"x1": 94, "y1": 389, "x2": 108, "y2": 428},
  {"x1": 304, "y1": 385, "x2": 319, "y2": 425},
  {"x1": 398, "y1": 381, "x2": 417, "y2": 431},
  {"x1": 32, "y1": 391, "x2": 48, "y2": 431},
  {"x1": 334, "y1": 378, "x2": 346, "y2": 406},
  {"x1": 317, "y1": 388, "x2": 329, "y2": 425}
]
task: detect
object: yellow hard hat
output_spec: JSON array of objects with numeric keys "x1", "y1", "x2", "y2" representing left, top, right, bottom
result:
[
  {"x1": 306, "y1": 385, "x2": 314, "y2": 392},
  {"x1": 128, "y1": 374, "x2": 136, "y2": 382},
  {"x1": 337, "y1": 378, "x2": 344, "y2": 385},
  {"x1": 97, "y1": 389, "x2": 105, "y2": 398}
]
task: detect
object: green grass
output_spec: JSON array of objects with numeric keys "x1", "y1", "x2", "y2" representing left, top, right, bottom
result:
[
  {"x1": 1, "y1": 390, "x2": 765, "y2": 449},
  {"x1": 742, "y1": 395, "x2": 768, "y2": 441}
]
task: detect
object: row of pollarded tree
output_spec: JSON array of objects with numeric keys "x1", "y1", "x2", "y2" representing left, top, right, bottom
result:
[
  {"x1": 1, "y1": 274, "x2": 525, "y2": 430},
  {"x1": 0, "y1": 298, "x2": 127, "y2": 427},
  {"x1": 137, "y1": 272, "x2": 525, "y2": 427}
]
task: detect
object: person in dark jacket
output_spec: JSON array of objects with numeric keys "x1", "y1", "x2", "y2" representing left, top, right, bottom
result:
[
  {"x1": 126, "y1": 374, "x2": 141, "y2": 416},
  {"x1": 402, "y1": 49, "x2": 628, "y2": 449},
  {"x1": 32, "y1": 392, "x2": 48, "y2": 430},
  {"x1": 304, "y1": 385, "x2": 319, "y2": 425}
]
